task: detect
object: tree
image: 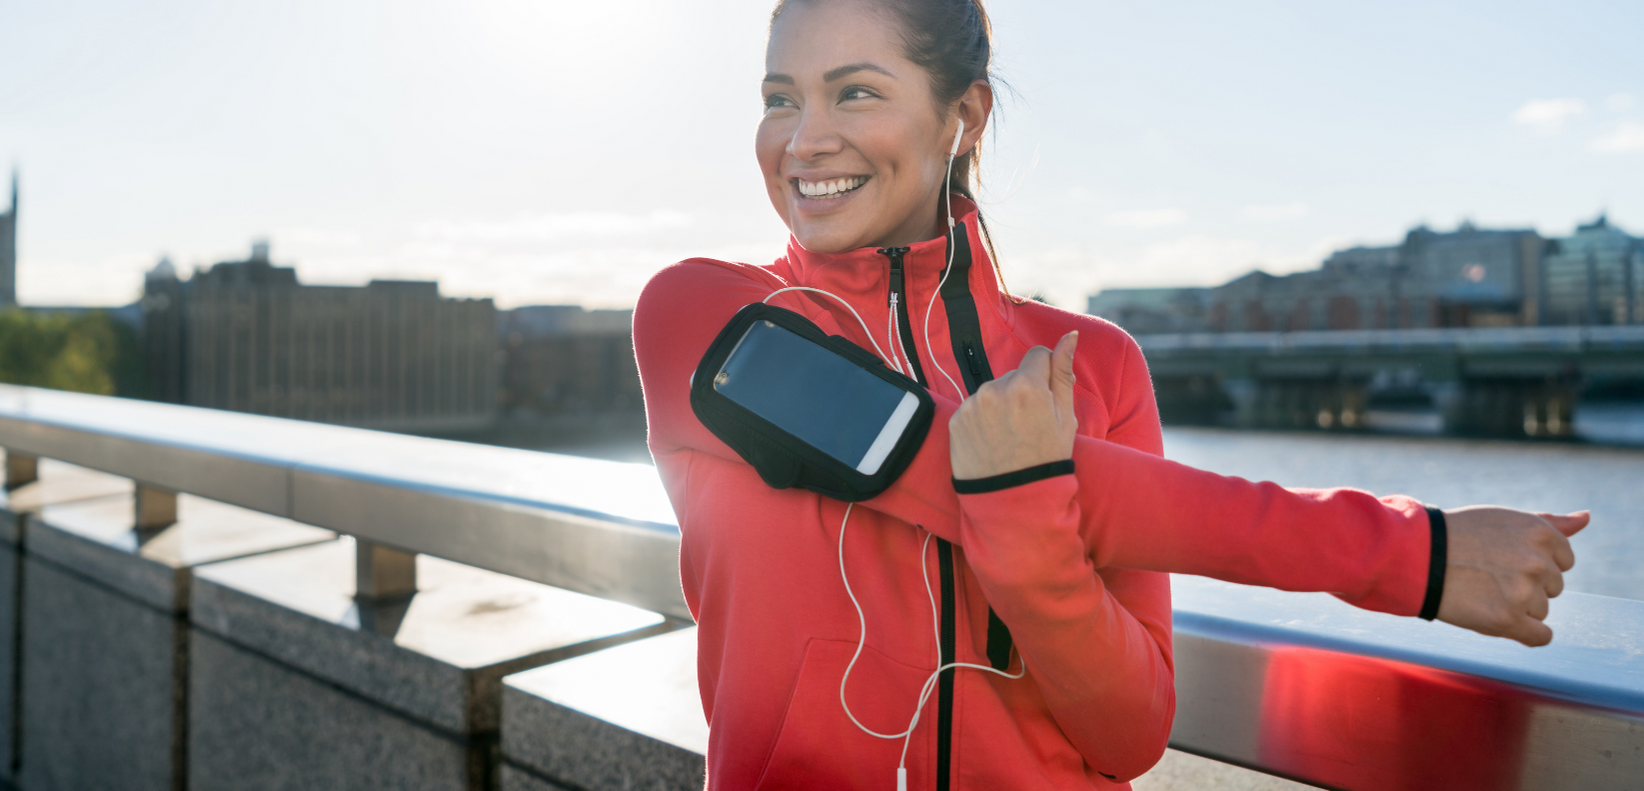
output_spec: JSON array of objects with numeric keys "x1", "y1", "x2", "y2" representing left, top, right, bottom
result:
[{"x1": 0, "y1": 310, "x2": 144, "y2": 397}]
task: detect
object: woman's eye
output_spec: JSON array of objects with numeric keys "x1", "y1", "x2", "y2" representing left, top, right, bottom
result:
[
  {"x1": 764, "y1": 94, "x2": 795, "y2": 111},
  {"x1": 840, "y1": 86, "x2": 877, "y2": 102}
]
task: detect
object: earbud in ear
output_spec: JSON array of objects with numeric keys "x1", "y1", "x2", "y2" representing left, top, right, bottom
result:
[{"x1": 950, "y1": 118, "x2": 965, "y2": 158}]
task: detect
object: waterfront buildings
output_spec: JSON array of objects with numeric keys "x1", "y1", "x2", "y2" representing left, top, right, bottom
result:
[
  {"x1": 142, "y1": 242, "x2": 499, "y2": 432},
  {"x1": 498, "y1": 305, "x2": 640, "y2": 416},
  {"x1": 1088, "y1": 215, "x2": 1638, "y2": 333},
  {"x1": 1540, "y1": 215, "x2": 1644, "y2": 326}
]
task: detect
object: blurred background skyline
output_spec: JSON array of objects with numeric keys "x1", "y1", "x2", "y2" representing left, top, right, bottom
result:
[{"x1": 2, "y1": 0, "x2": 1641, "y2": 310}]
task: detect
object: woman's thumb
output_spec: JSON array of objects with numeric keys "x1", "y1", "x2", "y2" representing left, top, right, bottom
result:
[{"x1": 1051, "y1": 331, "x2": 1078, "y2": 406}]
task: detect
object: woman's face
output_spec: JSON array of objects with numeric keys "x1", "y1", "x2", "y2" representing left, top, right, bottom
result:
[{"x1": 758, "y1": 0, "x2": 974, "y2": 253}]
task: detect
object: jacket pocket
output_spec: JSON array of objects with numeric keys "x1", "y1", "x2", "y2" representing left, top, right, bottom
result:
[{"x1": 755, "y1": 638, "x2": 936, "y2": 790}]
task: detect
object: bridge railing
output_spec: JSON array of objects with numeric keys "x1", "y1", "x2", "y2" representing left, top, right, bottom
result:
[
  {"x1": 1, "y1": 384, "x2": 1640, "y2": 789},
  {"x1": 0, "y1": 385, "x2": 688, "y2": 620},
  {"x1": 1135, "y1": 323, "x2": 1644, "y2": 354}
]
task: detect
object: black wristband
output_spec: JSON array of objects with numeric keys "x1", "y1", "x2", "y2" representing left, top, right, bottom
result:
[
  {"x1": 953, "y1": 459, "x2": 1075, "y2": 494},
  {"x1": 1419, "y1": 506, "x2": 1448, "y2": 621}
]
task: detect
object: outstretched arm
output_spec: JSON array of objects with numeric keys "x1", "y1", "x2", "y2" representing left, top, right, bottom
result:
[{"x1": 950, "y1": 333, "x2": 1589, "y2": 648}]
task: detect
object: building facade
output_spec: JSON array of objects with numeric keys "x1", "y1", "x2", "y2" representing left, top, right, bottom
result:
[
  {"x1": 498, "y1": 305, "x2": 640, "y2": 416},
  {"x1": 1540, "y1": 215, "x2": 1643, "y2": 326},
  {"x1": 1089, "y1": 217, "x2": 1642, "y2": 334},
  {"x1": 143, "y1": 242, "x2": 499, "y2": 433}
]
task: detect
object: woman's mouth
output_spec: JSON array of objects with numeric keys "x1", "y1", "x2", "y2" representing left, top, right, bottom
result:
[{"x1": 795, "y1": 176, "x2": 870, "y2": 199}]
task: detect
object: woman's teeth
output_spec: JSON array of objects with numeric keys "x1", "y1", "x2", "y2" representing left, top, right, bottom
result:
[{"x1": 797, "y1": 176, "x2": 869, "y2": 198}]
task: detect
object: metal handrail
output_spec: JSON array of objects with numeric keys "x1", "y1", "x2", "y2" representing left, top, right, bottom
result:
[
  {"x1": 1136, "y1": 324, "x2": 1644, "y2": 354},
  {"x1": 0, "y1": 385, "x2": 689, "y2": 619},
  {"x1": 3, "y1": 384, "x2": 1640, "y2": 787}
]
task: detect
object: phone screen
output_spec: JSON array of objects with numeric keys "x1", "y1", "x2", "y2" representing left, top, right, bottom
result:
[{"x1": 714, "y1": 320, "x2": 919, "y2": 474}]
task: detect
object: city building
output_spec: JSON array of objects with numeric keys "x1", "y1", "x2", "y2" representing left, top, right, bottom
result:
[
  {"x1": 1086, "y1": 218, "x2": 1632, "y2": 333},
  {"x1": 498, "y1": 305, "x2": 640, "y2": 416},
  {"x1": 1085, "y1": 287, "x2": 1210, "y2": 334},
  {"x1": 1540, "y1": 215, "x2": 1644, "y2": 326},
  {"x1": 0, "y1": 169, "x2": 16, "y2": 307},
  {"x1": 142, "y1": 242, "x2": 499, "y2": 432}
]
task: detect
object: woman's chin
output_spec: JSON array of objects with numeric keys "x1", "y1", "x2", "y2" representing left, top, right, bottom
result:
[{"x1": 789, "y1": 222, "x2": 874, "y2": 255}]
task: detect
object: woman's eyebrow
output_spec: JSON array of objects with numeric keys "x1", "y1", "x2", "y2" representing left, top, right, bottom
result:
[
  {"x1": 823, "y1": 62, "x2": 893, "y2": 82},
  {"x1": 762, "y1": 63, "x2": 895, "y2": 86}
]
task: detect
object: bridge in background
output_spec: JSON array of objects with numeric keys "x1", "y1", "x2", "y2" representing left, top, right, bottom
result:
[
  {"x1": 1138, "y1": 324, "x2": 1644, "y2": 437},
  {"x1": 0, "y1": 385, "x2": 1638, "y2": 790}
]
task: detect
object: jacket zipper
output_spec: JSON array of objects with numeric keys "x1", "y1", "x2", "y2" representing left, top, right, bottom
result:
[
  {"x1": 879, "y1": 244, "x2": 956, "y2": 791},
  {"x1": 878, "y1": 246, "x2": 927, "y2": 385}
]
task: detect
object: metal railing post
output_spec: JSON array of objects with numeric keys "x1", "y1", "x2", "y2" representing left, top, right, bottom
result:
[
  {"x1": 355, "y1": 539, "x2": 417, "y2": 602},
  {"x1": 5, "y1": 451, "x2": 38, "y2": 490},
  {"x1": 134, "y1": 484, "x2": 178, "y2": 531}
]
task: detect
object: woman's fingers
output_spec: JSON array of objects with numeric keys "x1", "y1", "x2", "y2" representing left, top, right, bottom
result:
[
  {"x1": 1542, "y1": 555, "x2": 1565, "y2": 599},
  {"x1": 1016, "y1": 345, "x2": 1052, "y2": 384},
  {"x1": 1534, "y1": 512, "x2": 1581, "y2": 571},
  {"x1": 1511, "y1": 616, "x2": 1554, "y2": 648},
  {"x1": 1437, "y1": 505, "x2": 1590, "y2": 647},
  {"x1": 1541, "y1": 511, "x2": 1591, "y2": 537}
]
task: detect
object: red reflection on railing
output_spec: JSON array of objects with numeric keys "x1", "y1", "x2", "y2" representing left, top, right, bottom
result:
[{"x1": 1257, "y1": 646, "x2": 1528, "y2": 790}]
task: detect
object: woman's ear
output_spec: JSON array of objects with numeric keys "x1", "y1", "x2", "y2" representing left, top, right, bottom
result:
[{"x1": 954, "y1": 80, "x2": 994, "y2": 157}]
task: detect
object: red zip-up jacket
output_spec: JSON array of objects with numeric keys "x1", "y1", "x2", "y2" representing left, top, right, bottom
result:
[{"x1": 634, "y1": 198, "x2": 1434, "y2": 790}]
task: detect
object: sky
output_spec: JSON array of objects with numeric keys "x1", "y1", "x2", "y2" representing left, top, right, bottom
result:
[{"x1": 2, "y1": 0, "x2": 1640, "y2": 310}]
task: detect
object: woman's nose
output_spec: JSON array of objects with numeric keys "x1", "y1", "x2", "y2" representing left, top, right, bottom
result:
[{"x1": 787, "y1": 110, "x2": 844, "y2": 162}]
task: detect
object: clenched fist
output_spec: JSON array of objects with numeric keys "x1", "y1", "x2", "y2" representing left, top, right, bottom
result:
[{"x1": 950, "y1": 331, "x2": 1079, "y2": 481}]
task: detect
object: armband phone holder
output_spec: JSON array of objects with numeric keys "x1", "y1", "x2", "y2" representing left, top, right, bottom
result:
[{"x1": 689, "y1": 303, "x2": 934, "y2": 502}]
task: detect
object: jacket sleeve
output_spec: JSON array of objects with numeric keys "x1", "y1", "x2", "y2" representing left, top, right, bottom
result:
[{"x1": 636, "y1": 260, "x2": 1434, "y2": 617}]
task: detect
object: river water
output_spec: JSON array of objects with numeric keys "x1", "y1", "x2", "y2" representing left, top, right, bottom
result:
[{"x1": 1161, "y1": 426, "x2": 1644, "y2": 601}]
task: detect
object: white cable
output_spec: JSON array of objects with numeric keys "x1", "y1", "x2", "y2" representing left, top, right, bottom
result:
[
  {"x1": 763, "y1": 286, "x2": 898, "y2": 370},
  {"x1": 887, "y1": 294, "x2": 909, "y2": 377},
  {"x1": 920, "y1": 122, "x2": 966, "y2": 396},
  {"x1": 837, "y1": 504, "x2": 1027, "y2": 787}
]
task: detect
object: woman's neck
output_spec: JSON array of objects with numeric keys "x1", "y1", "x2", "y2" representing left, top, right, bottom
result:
[{"x1": 870, "y1": 192, "x2": 948, "y2": 249}]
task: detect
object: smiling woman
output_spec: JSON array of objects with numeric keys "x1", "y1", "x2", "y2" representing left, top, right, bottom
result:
[{"x1": 630, "y1": 1, "x2": 1591, "y2": 790}]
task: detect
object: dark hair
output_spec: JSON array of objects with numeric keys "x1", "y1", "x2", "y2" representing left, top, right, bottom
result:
[{"x1": 770, "y1": 0, "x2": 1012, "y2": 294}]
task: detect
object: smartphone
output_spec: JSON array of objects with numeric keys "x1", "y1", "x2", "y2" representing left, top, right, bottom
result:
[{"x1": 712, "y1": 320, "x2": 921, "y2": 475}]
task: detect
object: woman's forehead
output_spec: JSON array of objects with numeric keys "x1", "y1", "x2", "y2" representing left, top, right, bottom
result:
[{"x1": 765, "y1": 0, "x2": 907, "y2": 78}]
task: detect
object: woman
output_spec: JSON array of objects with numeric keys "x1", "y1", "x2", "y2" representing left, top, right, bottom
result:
[{"x1": 633, "y1": 0, "x2": 1589, "y2": 788}]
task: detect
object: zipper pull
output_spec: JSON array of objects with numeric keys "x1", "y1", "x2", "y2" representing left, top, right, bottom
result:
[
  {"x1": 877, "y1": 246, "x2": 910, "y2": 306},
  {"x1": 963, "y1": 341, "x2": 985, "y2": 378}
]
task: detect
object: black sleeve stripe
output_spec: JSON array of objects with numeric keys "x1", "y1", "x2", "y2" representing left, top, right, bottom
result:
[
  {"x1": 1419, "y1": 506, "x2": 1448, "y2": 621},
  {"x1": 953, "y1": 460, "x2": 1075, "y2": 494}
]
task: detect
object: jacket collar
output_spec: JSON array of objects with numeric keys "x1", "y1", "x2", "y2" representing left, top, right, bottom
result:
[{"x1": 779, "y1": 196, "x2": 1003, "y2": 306}]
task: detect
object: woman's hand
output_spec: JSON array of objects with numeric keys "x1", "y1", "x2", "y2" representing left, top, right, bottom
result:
[
  {"x1": 950, "y1": 331, "x2": 1079, "y2": 480},
  {"x1": 1438, "y1": 507, "x2": 1589, "y2": 647}
]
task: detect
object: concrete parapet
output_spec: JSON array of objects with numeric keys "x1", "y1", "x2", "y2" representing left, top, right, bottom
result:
[
  {"x1": 187, "y1": 537, "x2": 670, "y2": 791},
  {"x1": 0, "y1": 459, "x2": 138, "y2": 785},
  {"x1": 501, "y1": 627, "x2": 705, "y2": 791},
  {"x1": 16, "y1": 492, "x2": 333, "y2": 791}
]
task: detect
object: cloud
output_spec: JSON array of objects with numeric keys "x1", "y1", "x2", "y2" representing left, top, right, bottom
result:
[
  {"x1": 415, "y1": 209, "x2": 691, "y2": 243},
  {"x1": 1591, "y1": 121, "x2": 1644, "y2": 154},
  {"x1": 1099, "y1": 208, "x2": 1187, "y2": 229},
  {"x1": 1243, "y1": 202, "x2": 1309, "y2": 221},
  {"x1": 276, "y1": 227, "x2": 364, "y2": 248},
  {"x1": 1512, "y1": 98, "x2": 1587, "y2": 133},
  {"x1": 1607, "y1": 93, "x2": 1635, "y2": 112}
]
